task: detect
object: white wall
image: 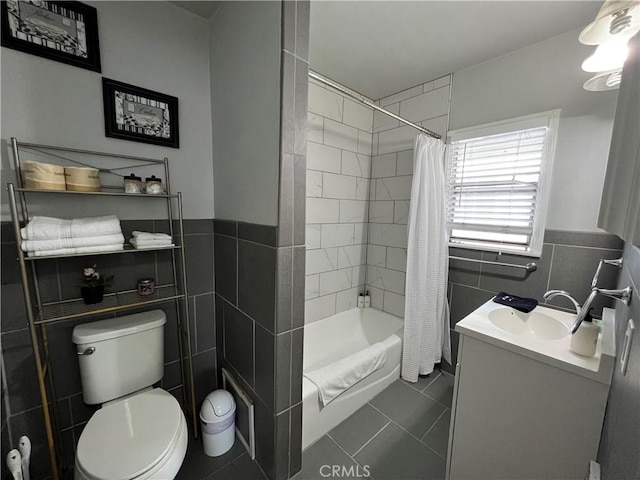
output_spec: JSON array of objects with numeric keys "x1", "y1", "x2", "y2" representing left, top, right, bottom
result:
[
  {"x1": 450, "y1": 29, "x2": 618, "y2": 232},
  {"x1": 0, "y1": 1, "x2": 214, "y2": 220},
  {"x1": 209, "y1": 1, "x2": 282, "y2": 226}
]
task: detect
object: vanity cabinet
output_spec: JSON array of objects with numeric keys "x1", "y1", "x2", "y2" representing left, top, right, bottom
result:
[{"x1": 446, "y1": 306, "x2": 616, "y2": 479}]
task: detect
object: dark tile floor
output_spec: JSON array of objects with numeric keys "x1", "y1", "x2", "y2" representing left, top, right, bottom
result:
[
  {"x1": 174, "y1": 370, "x2": 454, "y2": 480},
  {"x1": 293, "y1": 370, "x2": 454, "y2": 480},
  {"x1": 175, "y1": 432, "x2": 266, "y2": 480}
]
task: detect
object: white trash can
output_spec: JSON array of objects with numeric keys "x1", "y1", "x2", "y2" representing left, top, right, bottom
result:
[{"x1": 200, "y1": 389, "x2": 236, "y2": 457}]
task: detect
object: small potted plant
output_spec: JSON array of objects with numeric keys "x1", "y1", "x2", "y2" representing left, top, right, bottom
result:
[{"x1": 81, "y1": 265, "x2": 114, "y2": 305}]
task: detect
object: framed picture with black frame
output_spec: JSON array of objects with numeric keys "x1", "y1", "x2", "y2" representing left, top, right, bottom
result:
[
  {"x1": 102, "y1": 78, "x2": 180, "y2": 149},
  {"x1": 1, "y1": 0, "x2": 101, "y2": 72}
]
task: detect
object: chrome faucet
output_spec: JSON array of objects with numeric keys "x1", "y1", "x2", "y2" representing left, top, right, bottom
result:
[
  {"x1": 570, "y1": 286, "x2": 632, "y2": 334},
  {"x1": 543, "y1": 290, "x2": 581, "y2": 314}
]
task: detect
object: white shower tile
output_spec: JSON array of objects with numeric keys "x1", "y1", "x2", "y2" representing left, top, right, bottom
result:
[
  {"x1": 386, "y1": 247, "x2": 407, "y2": 272},
  {"x1": 357, "y1": 130, "x2": 373, "y2": 155},
  {"x1": 352, "y1": 265, "x2": 366, "y2": 287},
  {"x1": 383, "y1": 291, "x2": 405, "y2": 318},
  {"x1": 422, "y1": 115, "x2": 449, "y2": 138},
  {"x1": 319, "y1": 268, "x2": 353, "y2": 295},
  {"x1": 305, "y1": 294, "x2": 336, "y2": 324},
  {"x1": 367, "y1": 244, "x2": 386, "y2": 267},
  {"x1": 306, "y1": 198, "x2": 339, "y2": 223},
  {"x1": 369, "y1": 180, "x2": 377, "y2": 201},
  {"x1": 373, "y1": 103, "x2": 399, "y2": 133},
  {"x1": 372, "y1": 133, "x2": 379, "y2": 155},
  {"x1": 322, "y1": 173, "x2": 356, "y2": 199},
  {"x1": 365, "y1": 285, "x2": 384, "y2": 310},
  {"x1": 338, "y1": 245, "x2": 366, "y2": 269},
  {"x1": 396, "y1": 150, "x2": 414, "y2": 176},
  {"x1": 307, "y1": 113, "x2": 324, "y2": 143},
  {"x1": 394, "y1": 201, "x2": 410, "y2": 225},
  {"x1": 324, "y1": 118, "x2": 358, "y2": 152},
  {"x1": 353, "y1": 223, "x2": 368, "y2": 245},
  {"x1": 305, "y1": 274, "x2": 319, "y2": 300},
  {"x1": 306, "y1": 170, "x2": 323, "y2": 197},
  {"x1": 422, "y1": 80, "x2": 435, "y2": 93},
  {"x1": 366, "y1": 266, "x2": 405, "y2": 295},
  {"x1": 308, "y1": 82, "x2": 343, "y2": 121},
  {"x1": 355, "y1": 178, "x2": 371, "y2": 201},
  {"x1": 399, "y1": 86, "x2": 450, "y2": 122},
  {"x1": 377, "y1": 125, "x2": 415, "y2": 155},
  {"x1": 369, "y1": 201, "x2": 394, "y2": 224},
  {"x1": 306, "y1": 248, "x2": 338, "y2": 275},
  {"x1": 342, "y1": 151, "x2": 371, "y2": 178},
  {"x1": 371, "y1": 153, "x2": 397, "y2": 178},
  {"x1": 306, "y1": 224, "x2": 322, "y2": 249},
  {"x1": 339, "y1": 200, "x2": 369, "y2": 223},
  {"x1": 433, "y1": 75, "x2": 451, "y2": 89},
  {"x1": 307, "y1": 141, "x2": 341, "y2": 173},
  {"x1": 336, "y1": 287, "x2": 360, "y2": 313},
  {"x1": 376, "y1": 176, "x2": 413, "y2": 201},
  {"x1": 379, "y1": 84, "x2": 423, "y2": 107},
  {"x1": 368, "y1": 223, "x2": 408, "y2": 248},
  {"x1": 343, "y1": 99, "x2": 374, "y2": 132},
  {"x1": 321, "y1": 223, "x2": 355, "y2": 248}
]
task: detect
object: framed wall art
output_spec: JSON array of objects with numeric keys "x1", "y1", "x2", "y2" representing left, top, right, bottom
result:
[
  {"x1": 1, "y1": 0, "x2": 101, "y2": 72},
  {"x1": 102, "y1": 78, "x2": 180, "y2": 148}
]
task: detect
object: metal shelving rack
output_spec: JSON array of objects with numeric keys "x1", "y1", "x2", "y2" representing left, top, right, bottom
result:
[{"x1": 6, "y1": 138, "x2": 198, "y2": 480}]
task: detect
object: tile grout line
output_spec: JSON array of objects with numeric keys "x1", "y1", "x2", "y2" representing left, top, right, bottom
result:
[
  {"x1": 349, "y1": 420, "x2": 391, "y2": 457},
  {"x1": 366, "y1": 401, "x2": 447, "y2": 459},
  {"x1": 421, "y1": 408, "x2": 448, "y2": 440},
  {"x1": 326, "y1": 433, "x2": 379, "y2": 480}
]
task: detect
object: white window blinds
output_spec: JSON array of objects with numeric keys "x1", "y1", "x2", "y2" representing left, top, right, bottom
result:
[{"x1": 447, "y1": 111, "x2": 559, "y2": 256}]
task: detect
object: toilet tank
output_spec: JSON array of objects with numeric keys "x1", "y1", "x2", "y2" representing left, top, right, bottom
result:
[{"x1": 72, "y1": 310, "x2": 167, "y2": 404}]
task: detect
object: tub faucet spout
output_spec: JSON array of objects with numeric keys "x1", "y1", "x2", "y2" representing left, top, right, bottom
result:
[{"x1": 570, "y1": 287, "x2": 632, "y2": 334}]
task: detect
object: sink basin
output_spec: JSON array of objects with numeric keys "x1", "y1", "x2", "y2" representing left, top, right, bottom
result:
[{"x1": 488, "y1": 307, "x2": 569, "y2": 340}]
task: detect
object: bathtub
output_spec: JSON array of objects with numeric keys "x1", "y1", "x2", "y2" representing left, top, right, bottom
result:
[{"x1": 302, "y1": 307, "x2": 403, "y2": 450}]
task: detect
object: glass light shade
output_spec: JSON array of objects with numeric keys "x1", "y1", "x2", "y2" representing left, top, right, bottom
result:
[
  {"x1": 579, "y1": 1, "x2": 640, "y2": 45},
  {"x1": 583, "y1": 70, "x2": 623, "y2": 91},
  {"x1": 581, "y1": 40, "x2": 629, "y2": 72}
]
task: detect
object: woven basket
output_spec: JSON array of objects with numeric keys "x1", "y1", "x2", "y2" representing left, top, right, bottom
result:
[
  {"x1": 22, "y1": 161, "x2": 66, "y2": 190},
  {"x1": 65, "y1": 166, "x2": 101, "y2": 192}
]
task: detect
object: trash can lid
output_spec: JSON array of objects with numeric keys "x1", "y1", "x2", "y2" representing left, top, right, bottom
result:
[{"x1": 201, "y1": 390, "x2": 235, "y2": 419}]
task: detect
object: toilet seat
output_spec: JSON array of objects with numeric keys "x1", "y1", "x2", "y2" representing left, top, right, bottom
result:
[{"x1": 75, "y1": 389, "x2": 186, "y2": 480}]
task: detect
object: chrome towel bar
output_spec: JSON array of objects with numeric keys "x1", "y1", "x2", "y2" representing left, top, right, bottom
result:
[{"x1": 450, "y1": 256, "x2": 537, "y2": 272}]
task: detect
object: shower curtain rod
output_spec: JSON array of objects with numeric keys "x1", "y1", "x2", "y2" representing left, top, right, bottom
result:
[{"x1": 308, "y1": 70, "x2": 442, "y2": 140}]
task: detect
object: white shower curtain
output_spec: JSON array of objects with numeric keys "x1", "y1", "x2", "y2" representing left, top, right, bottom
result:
[{"x1": 401, "y1": 134, "x2": 451, "y2": 382}]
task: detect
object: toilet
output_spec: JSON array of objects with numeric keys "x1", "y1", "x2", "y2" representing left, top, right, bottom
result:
[{"x1": 72, "y1": 310, "x2": 188, "y2": 480}]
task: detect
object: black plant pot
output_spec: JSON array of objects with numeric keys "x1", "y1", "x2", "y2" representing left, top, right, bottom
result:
[{"x1": 81, "y1": 285, "x2": 104, "y2": 305}]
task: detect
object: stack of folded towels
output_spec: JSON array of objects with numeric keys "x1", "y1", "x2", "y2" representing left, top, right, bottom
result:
[
  {"x1": 21, "y1": 215, "x2": 124, "y2": 257},
  {"x1": 129, "y1": 231, "x2": 174, "y2": 249}
]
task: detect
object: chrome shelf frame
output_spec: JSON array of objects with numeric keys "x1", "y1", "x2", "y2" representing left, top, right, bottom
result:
[{"x1": 7, "y1": 138, "x2": 198, "y2": 480}]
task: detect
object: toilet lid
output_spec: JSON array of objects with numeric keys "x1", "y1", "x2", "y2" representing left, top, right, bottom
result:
[{"x1": 76, "y1": 389, "x2": 183, "y2": 480}]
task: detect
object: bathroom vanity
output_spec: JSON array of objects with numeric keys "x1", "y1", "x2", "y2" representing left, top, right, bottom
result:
[{"x1": 446, "y1": 301, "x2": 616, "y2": 479}]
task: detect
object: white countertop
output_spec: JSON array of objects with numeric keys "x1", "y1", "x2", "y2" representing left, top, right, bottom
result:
[{"x1": 455, "y1": 300, "x2": 616, "y2": 385}]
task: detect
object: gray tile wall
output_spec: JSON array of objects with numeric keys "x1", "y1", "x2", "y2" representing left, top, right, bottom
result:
[
  {"x1": 211, "y1": 3, "x2": 309, "y2": 480},
  {"x1": 305, "y1": 76, "x2": 374, "y2": 323},
  {"x1": 598, "y1": 242, "x2": 640, "y2": 479},
  {"x1": 0, "y1": 219, "x2": 216, "y2": 479},
  {"x1": 446, "y1": 230, "x2": 624, "y2": 374}
]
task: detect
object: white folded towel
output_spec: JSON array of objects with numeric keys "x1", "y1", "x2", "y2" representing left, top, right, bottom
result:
[
  {"x1": 129, "y1": 238, "x2": 175, "y2": 249},
  {"x1": 21, "y1": 234, "x2": 125, "y2": 253},
  {"x1": 27, "y1": 244, "x2": 124, "y2": 257},
  {"x1": 304, "y1": 342, "x2": 387, "y2": 406},
  {"x1": 132, "y1": 231, "x2": 172, "y2": 241},
  {"x1": 21, "y1": 215, "x2": 121, "y2": 240}
]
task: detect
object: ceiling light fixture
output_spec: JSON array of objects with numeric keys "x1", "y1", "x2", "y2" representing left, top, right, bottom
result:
[
  {"x1": 581, "y1": 38, "x2": 629, "y2": 72},
  {"x1": 583, "y1": 70, "x2": 623, "y2": 91},
  {"x1": 579, "y1": 1, "x2": 640, "y2": 45}
]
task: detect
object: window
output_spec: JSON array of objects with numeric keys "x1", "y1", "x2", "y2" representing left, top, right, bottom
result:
[{"x1": 446, "y1": 110, "x2": 560, "y2": 256}]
